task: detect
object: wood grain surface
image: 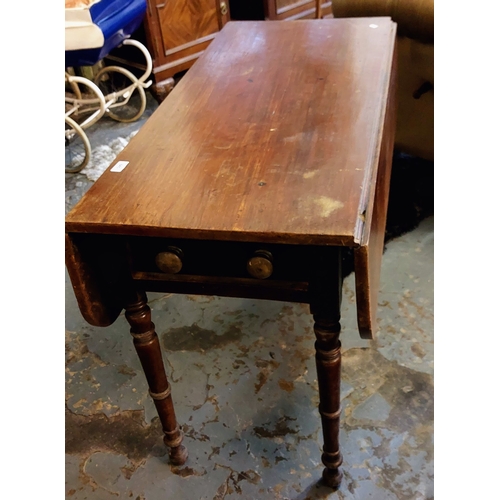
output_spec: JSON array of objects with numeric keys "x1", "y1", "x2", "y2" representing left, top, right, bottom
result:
[{"x1": 66, "y1": 20, "x2": 396, "y2": 248}]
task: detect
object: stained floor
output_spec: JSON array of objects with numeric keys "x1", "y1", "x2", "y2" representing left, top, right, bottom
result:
[{"x1": 65, "y1": 93, "x2": 434, "y2": 499}]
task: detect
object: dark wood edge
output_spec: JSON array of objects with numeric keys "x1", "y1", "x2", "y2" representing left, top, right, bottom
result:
[
  {"x1": 132, "y1": 275, "x2": 309, "y2": 303},
  {"x1": 64, "y1": 222, "x2": 356, "y2": 247},
  {"x1": 353, "y1": 246, "x2": 373, "y2": 339},
  {"x1": 353, "y1": 35, "x2": 398, "y2": 339},
  {"x1": 65, "y1": 233, "x2": 124, "y2": 327},
  {"x1": 353, "y1": 21, "x2": 397, "y2": 246},
  {"x1": 133, "y1": 271, "x2": 306, "y2": 287}
]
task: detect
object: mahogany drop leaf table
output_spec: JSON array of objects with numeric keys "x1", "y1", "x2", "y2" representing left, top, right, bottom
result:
[{"x1": 66, "y1": 19, "x2": 397, "y2": 489}]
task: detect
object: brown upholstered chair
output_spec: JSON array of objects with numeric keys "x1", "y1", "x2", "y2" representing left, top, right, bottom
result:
[{"x1": 330, "y1": 0, "x2": 434, "y2": 160}]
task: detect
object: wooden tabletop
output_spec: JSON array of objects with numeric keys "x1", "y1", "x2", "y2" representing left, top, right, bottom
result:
[{"x1": 66, "y1": 19, "x2": 397, "y2": 246}]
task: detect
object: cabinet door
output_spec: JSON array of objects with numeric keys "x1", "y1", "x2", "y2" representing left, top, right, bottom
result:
[
  {"x1": 265, "y1": 0, "x2": 331, "y2": 20},
  {"x1": 148, "y1": 0, "x2": 230, "y2": 80}
]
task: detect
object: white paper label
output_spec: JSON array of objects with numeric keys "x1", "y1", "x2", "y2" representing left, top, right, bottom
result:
[{"x1": 110, "y1": 161, "x2": 129, "y2": 172}]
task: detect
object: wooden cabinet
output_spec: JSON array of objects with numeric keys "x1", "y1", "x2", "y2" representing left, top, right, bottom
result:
[
  {"x1": 264, "y1": 0, "x2": 332, "y2": 20},
  {"x1": 142, "y1": 0, "x2": 332, "y2": 102},
  {"x1": 143, "y1": 0, "x2": 230, "y2": 100}
]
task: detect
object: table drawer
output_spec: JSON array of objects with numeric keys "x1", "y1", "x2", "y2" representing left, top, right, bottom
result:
[{"x1": 127, "y1": 237, "x2": 319, "y2": 283}]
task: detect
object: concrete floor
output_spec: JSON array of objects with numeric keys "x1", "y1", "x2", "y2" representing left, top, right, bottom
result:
[{"x1": 65, "y1": 93, "x2": 434, "y2": 499}]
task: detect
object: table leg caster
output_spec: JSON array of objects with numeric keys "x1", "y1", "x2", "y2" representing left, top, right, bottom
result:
[
  {"x1": 322, "y1": 467, "x2": 343, "y2": 489},
  {"x1": 168, "y1": 444, "x2": 188, "y2": 466}
]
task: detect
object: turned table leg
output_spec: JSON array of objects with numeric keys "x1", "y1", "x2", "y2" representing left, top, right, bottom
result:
[
  {"x1": 310, "y1": 248, "x2": 343, "y2": 489},
  {"x1": 314, "y1": 316, "x2": 343, "y2": 488},
  {"x1": 125, "y1": 291, "x2": 187, "y2": 465}
]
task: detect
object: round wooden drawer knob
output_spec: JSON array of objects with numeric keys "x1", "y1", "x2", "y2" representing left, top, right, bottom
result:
[
  {"x1": 247, "y1": 250, "x2": 273, "y2": 279},
  {"x1": 155, "y1": 247, "x2": 183, "y2": 274}
]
